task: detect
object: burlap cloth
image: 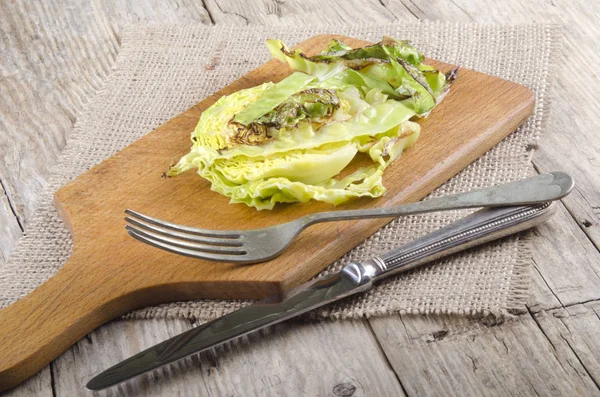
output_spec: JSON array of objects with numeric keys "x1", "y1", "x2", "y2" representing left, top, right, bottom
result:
[{"x1": 0, "y1": 22, "x2": 560, "y2": 321}]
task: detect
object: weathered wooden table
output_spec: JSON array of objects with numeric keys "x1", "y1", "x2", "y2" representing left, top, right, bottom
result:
[{"x1": 1, "y1": 1, "x2": 599, "y2": 396}]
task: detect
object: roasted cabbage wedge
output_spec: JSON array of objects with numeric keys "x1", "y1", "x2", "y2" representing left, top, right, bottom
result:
[{"x1": 168, "y1": 37, "x2": 457, "y2": 210}]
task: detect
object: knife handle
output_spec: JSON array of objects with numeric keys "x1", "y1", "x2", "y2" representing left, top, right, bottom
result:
[{"x1": 367, "y1": 203, "x2": 556, "y2": 281}]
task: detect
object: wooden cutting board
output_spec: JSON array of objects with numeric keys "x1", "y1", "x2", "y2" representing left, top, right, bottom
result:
[{"x1": 0, "y1": 34, "x2": 533, "y2": 391}]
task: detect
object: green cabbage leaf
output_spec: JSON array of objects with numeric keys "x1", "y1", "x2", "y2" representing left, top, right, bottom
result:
[{"x1": 168, "y1": 37, "x2": 456, "y2": 210}]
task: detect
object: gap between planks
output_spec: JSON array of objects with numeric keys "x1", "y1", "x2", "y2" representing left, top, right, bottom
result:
[{"x1": 368, "y1": 306, "x2": 600, "y2": 396}]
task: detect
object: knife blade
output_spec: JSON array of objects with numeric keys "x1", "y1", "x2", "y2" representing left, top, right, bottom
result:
[{"x1": 87, "y1": 202, "x2": 557, "y2": 390}]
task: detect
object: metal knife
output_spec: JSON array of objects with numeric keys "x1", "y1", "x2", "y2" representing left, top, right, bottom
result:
[{"x1": 87, "y1": 202, "x2": 558, "y2": 390}]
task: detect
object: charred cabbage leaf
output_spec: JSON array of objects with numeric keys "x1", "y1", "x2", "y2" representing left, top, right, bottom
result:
[{"x1": 168, "y1": 37, "x2": 456, "y2": 210}]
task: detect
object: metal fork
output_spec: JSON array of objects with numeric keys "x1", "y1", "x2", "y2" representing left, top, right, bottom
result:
[{"x1": 125, "y1": 171, "x2": 573, "y2": 264}]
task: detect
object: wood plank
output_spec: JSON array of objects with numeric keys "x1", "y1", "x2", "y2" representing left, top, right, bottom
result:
[
  {"x1": 534, "y1": 302, "x2": 600, "y2": 389},
  {"x1": 379, "y1": 0, "x2": 475, "y2": 21},
  {"x1": 50, "y1": 318, "x2": 405, "y2": 396},
  {"x1": 203, "y1": 0, "x2": 405, "y2": 25},
  {"x1": 530, "y1": 5, "x2": 600, "y2": 250},
  {"x1": 0, "y1": 0, "x2": 212, "y2": 249},
  {"x1": 369, "y1": 313, "x2": 600, "y2": 396},
  {"x1": 2, "y1": 368, "x2": 53, "y2": 397},
  {"x1": 528, "y1": 201, "x2": 600, "y2": 312},
  {"x1": 527, "y1": 254, "x2": 563, "y2": 313}
]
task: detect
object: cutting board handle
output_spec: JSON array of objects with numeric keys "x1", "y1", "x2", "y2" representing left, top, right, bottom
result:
[{"x1": 0, "y1": 254, "x2": 131, "y2": 392}]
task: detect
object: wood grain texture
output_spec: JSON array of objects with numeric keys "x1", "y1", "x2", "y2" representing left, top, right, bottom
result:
[
  {"x1": 51, "y1": 317, "x2": 405, "y2": 396},
  {"x1": 369, "y1": 312, "x2": 600, "y2": 396},
  {"x1": 2, "y1": 368, "x2": 53, "y2": 397},
  {"x1": 203, "y1": 0, "x2": 403, "y2": 25},
  {"x1": 527, "y1": 201, "x2": 600, "y2": 312},
  {"x1": 530, "y1": 4, "x2": 600, "y2": 251},
  {"x1": 536, "y1": 302, "x2": 600, "y2": 387},
  {"x1": 0, "y1": 0, "x2": 212, "y2": 259},
  {"x1": 0, "y1": 33, "x2": 534, "y2": 392}
]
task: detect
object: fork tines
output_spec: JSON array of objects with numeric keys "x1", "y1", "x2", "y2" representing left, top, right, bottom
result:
[{"x1": 124, "y1": 209, "x2": 247, "y2": 262}]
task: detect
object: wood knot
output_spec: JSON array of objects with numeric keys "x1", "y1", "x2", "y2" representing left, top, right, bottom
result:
[
  {"x1": 430, "y1": 329, "x2": 448, "y2": 341},
  {"x1": 333, "y1": 382, "x2": 357, "y2": 396}
]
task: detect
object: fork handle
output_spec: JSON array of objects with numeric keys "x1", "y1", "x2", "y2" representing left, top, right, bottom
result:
[{"x1": 303, "y1": 172, "x2": 572, "y2": 226}]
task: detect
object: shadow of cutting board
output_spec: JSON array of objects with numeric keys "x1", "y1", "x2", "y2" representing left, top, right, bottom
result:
[{"x1": 0, "y1": 34, "x2": 533, "y2": 391}]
